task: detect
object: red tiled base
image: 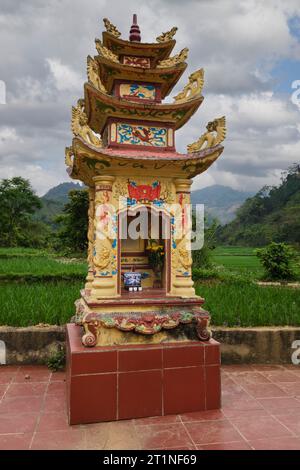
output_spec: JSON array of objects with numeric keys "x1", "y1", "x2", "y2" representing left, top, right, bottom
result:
[{"x1": 66, "y1": 323, "x2": 221, "y2": 425}]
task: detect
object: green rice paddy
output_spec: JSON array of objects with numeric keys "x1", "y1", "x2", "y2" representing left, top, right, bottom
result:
[{"x1": 0, "y1": 247, "x2": 299, "y2": 327}]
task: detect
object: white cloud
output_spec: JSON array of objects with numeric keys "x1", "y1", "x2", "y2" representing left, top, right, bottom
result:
[
  {"x1": 46, "y1": 58, "x2": 83, "y2": 92},
  {"x1": 0, "y1": 0, "x2": 299, "y2": 195}
]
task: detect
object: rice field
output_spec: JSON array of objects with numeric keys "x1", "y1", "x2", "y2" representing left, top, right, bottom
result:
[
  {"x1": 0, "y1": 246, "x2": 299, "y2": 327},
  {"x1": 0, "y1": 281, "x2": 82, "y2": 326},
  {"x1": 0, "y1": 279, "x2": 299, "y2": 327},
  {"x1": 212, "y1": 246, "x2": 300, "y2": 279},
  {"x1": 0, "y1": 254, "x2": 87, "y2": 280},
  {"x1": 196, "y1": 281, "x2": 300, "y2": 327}
]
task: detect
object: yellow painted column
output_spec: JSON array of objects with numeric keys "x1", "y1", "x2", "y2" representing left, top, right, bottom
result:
[
  {"x1": 169, "y1": 178, "x2": 196, "y2": 298},
  {"x1": 90, "y1": 175, "x2": 120, "y2": 299},
  {"x1": 85, "y1": 187, "x2": 95, "y2": 290}
]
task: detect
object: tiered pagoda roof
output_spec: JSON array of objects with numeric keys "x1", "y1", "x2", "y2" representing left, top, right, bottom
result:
[{"x1": 66, "y1": 15, "x2": 226, "y2": 185}]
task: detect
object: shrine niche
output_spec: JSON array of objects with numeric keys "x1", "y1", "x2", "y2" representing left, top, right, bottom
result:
[{"x1": 66, "y1": 14, "x2": 226, "y2": 425}]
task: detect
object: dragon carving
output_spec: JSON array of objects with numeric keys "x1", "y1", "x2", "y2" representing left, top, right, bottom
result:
[
  {"x1": 187, "y1": 116, "x2": 226, "y2": 153},
  {"x1": 65, "y1": 146, "x2": 74, "y2": 168},
  {"x1": 71, "y1": 101, "x2": 102, "y2": 147},
  {"x1": 174, "y1": 69, "x2": 204, "y2": 103},
  {"x1": 103, "y1": 18, "x2": 121, "y2": 38},
  {"x1": 87, "y1": 56, "x2": 107, "y2": 93},
  {"x1": 95, "y1": 39, "x2": 119, "y2": 63},
  {"x1": 157, "y1": 48, "x2": 189, "y2": 68},
  {"x1": 156, "y1": 26, "x2": 178, "y2": 43}
]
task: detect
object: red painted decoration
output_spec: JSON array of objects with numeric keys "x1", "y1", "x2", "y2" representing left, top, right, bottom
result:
[{"x1": 127, "y1": 180, "x2": 161, "y2": 202}]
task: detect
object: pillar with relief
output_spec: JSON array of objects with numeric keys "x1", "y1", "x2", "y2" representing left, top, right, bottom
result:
[{"x1": 65, "y1": 14, "x2": 226, "y2": 424}]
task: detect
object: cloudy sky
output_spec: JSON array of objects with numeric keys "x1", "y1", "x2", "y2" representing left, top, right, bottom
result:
[{"x1": 0, "y1": 0, "x2": 300, "y2": 195}]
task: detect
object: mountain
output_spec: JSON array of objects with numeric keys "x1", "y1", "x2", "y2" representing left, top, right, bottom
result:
[
  {"x1": 191, "y1": 185, "x2": 254, "y2": 224},
  {"x1": 42, "y1": 182, "x2": 84, "y2": 204},
  {"x1": 217, "y1": 164, "x2": 300, "y2": 246},
  {"x1": 35, "y1": 182, "x2": 251, "y2": 227},
  {"x1": 35, "y1": 182, "x2": 86, "y2": 227}
]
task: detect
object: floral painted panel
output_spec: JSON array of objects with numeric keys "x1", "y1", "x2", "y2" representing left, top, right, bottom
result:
[
  {"x1": 117, "y1": 123, "x2": 167, "y2": 147},
  {"x1": 123, "y1": 56, "x2": 151, "y2": 68},
  {"x1": 120, "y1": 83, "x2": 156, "y2": 101}
]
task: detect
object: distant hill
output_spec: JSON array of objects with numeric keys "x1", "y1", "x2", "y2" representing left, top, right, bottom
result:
[
  {"x1": 191, "y1": 185, "x2": 254, "y2": 224},
  {"x1": 35, "y1": 182, "x2": 86, "y2": 227},
  {"x1": 217, "y1": 164, "x2": 300, "y2": 246},
  {"x1": 42, "y1": 182, "x2": 84, "y2": 204},
  {"x1": 36, "y1": 182, "x2": 250, "y2": 227}
]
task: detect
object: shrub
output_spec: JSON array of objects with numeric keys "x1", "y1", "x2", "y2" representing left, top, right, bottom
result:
[
  {"x1": 192, "y1": 267, "x2": 219, "y2": 280},
  {"x1": 47, "y1": 347, "x2": 66, "y2": 371},
  {"x1": 256, "y1": 242, "x2": 296, "y2": 280}
]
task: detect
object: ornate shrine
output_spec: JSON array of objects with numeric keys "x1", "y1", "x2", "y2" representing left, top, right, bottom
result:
[{"x1": 66, "y1": 15, "x2": 226, "y2": 424}]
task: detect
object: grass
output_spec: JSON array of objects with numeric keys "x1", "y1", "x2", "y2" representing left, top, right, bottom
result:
[
  {"x1": 0, "y1": 247, "x2": 48, "y2": 258},
  {"x1": 0, "y1": 278, "x2": 299, "y2": 328},
  {"x1": 212, "y1": 245, "x2": 300, "y2": 279},
  {"x1": 212, "y1": 246, "x2": 263, "y2": 278},
  {"x1": 0, "y1": 281, "x2": 82, "y2": 326},
  {"x1": 0, "y1": 256, "x2": 87, "y2": 281},
  {"x1": 196, "y1": 281, "x2": 300, "y2": 327},
  {"x1": 0, "y1": 245, "x2": 299, "y2": 327}
]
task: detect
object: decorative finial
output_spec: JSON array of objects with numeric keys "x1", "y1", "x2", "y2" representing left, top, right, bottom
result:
[{"x1": 129, "y1": 14, "x2": 141, "y2": 42}]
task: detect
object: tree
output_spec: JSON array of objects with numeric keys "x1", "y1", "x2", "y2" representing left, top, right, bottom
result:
[
  {"x1": 256, "y1": 242, "x2": 296, "y2": 280},
  {"x1": 192, "y1": 216, "x2": 218, "y2": 269},
  {"x1": 55, "y1": 189, "x2": 89, "y2": 254},
  {"x1": 0, "y1": 177, "x2": 43, "y2": 247}
]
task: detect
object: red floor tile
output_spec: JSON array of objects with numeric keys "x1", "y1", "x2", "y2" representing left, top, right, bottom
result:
[
  {"x1": 180, "y1": 409, "x2": 225, "y2": 423},
  {"x1": 283, "y1": 365, "x2": 300, "y2": 376},
  {"x1": 47, "y1": 381, "x2": 66, "y2": 395},
  {"x1": 275, "y1": 413, "x2": 300, "y2": 435},
  {"x1": 222, "y1": 365, "x2": 255, "y2": 373},
  {"x1": 184, "y1": 420, "x2": 243, "y2": 445},
  {"x1": 276, "y1": 382, "x2": 300, "y2": 397},
  {"x1": 0, "y1": 363, "x2": 299, "y2": 450},
  {"x1": 0, "y1": 433, "x2": 32, "y2": 450},
  {"x1": 0, "y1": 395, "x2": 43, "y2": 414},
  {"x1": 222, "y1": 395, "x2": 263, "y2": 411},
  {"x1": 197, "y1": 441, "x2": 251, "y2": 450},
  {"x1": 157, "y1": 444, "x2": 197, "y2": 450},
  {"x1": 50, "y1": 371, "x2": 66, "y2": 382},
  {"x1": 84, "y1": 421, "x2": 141, "y2": 450},
  {"x1": 13, "y1": 366, "x2": 51, "y2": 383},
  {"x1": 221, "y1": 376, "x2": 237, "y2": 387},
  {"x1": 0, "y1": 366, "x2": 19, "y2": 373},
  {"x1": 222, "y1": 382, "x2": 249, "y2": 400},
  {"x1": 0, "y1": 412, "x2": 39, "y2": 434},
  {"x1": 37, "y1": 412, "x2": 77, "y2": 432},
  {"x1": 43, "y1": 393, "x2": 67, "y2": 413},
  {"x1": 222, "y1": 407, "x2": 269, "y2": 419},
  {"x1": 0, "y1": 372, "x2": 17, "y2": 384},
  {"x1": 258, "y1": 397, "x2": 300, "y2": 413},
  {"x1": 241, "y1": 382, "x2": 288, "y2": 398},
  {"x1": 252, "y1": 365, "x2": 285, "y2": 372},
  {"x1": 231, "y1": 372, "x2": 271, "y2": 385},
  {"x1": 0, "y1": 384, "x2": 8, "y2": 399},
  {"x1": 31, "y1": 429, "x2": 85, "y2": 450},
  {"x1": 138, "y1": 423, "x2": 192, "y2": 449},
  {"x1": 230, "y1": 415, "x2": 293, "y2": 441},
  {"x1": 5, "y1": 382, "x2": 47, "y2": 398},
  {"x1": 133, "y1": 415, "x2": 180, "y2": 426},
  {"x1": 249, "y1": 436, "x2": 300, "y2": 450},
  {"x1": 263, "y1": 371, "x2": 300, "y2": 383}
]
